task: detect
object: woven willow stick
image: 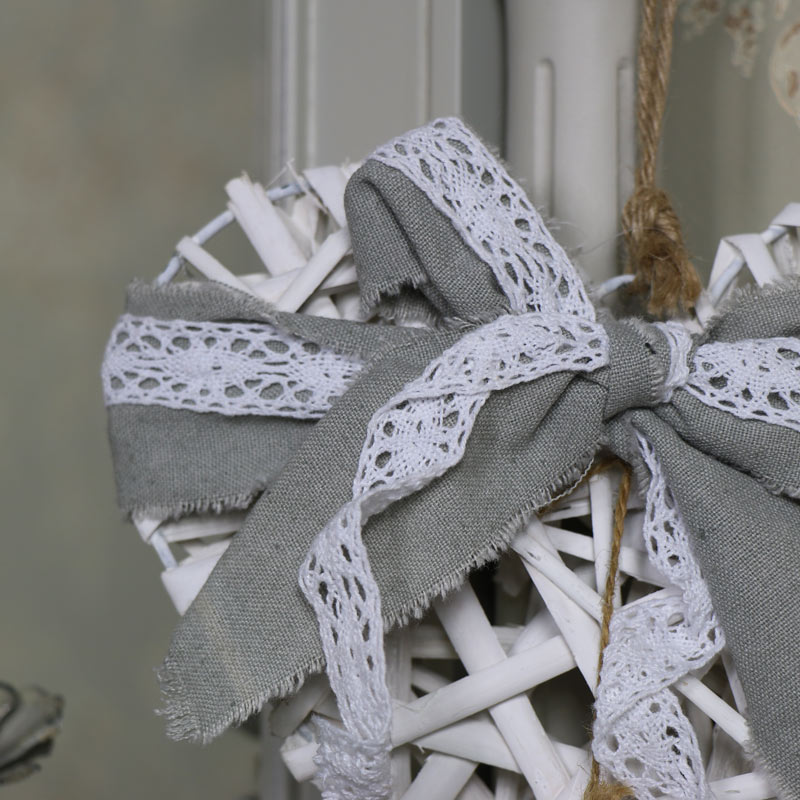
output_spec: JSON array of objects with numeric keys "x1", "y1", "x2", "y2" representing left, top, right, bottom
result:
[
  {"x1": 417, "y1": 715, "x2": 517, "y2": 773},
  {"x1": 435, "y1": 585, "x2": 571, "y2": 796},
  {"x1": 513, "y1": 528, "x2": 603, "y2": 620},
  {"x1": 333, "y1": 288, "x2": 366, "y2": 321},
  {"x1": 269, "y1": 673, "x2": 329, "y2": 739},
  {"x1": 226, "y1": 175, "x2": 306, "y2": 275},
  {"x1": 418, "y1": 718, "x2": 589, "y2": 777},
  {"x1": 673, "y1": 675, "x2": 749, "y2": 746},
  {"x1": 410, "y1": 665, "x2": 449, "y2": 694},
  {"x1": 157, "y1": 512, "x2": 245, "y2": 543},
  {"x1": 279, "y1": 713, "x2": 590, "y2": 783},
  {"x1": 456, "y1": 776, "x2": 494, "y2": 800},
  {"x1": 299, "y1": 295, "x2": 340, "y2": 319},
  {"x1": 238, "y1": 259, "x2": 358, "y2": 303},
  {"x1": 304, "y1": 166, "x2": 348, "y2": 227},
  {"x1": 274, "y1": 228, "x2": 351, "y2": 312},
  {"x1": 494, "y1": 771, "x2": 521, "y2": 800},
  {"x1": 542, "y1": 526, "x2": 667, "y2": 587},
  {"x1": 589, "y1": 472, "x2": 620, "y2": 607},
  {"x1": 392, "y1": 635, "x2": 575, "y2": 745},
  {"x1": 175, "y1": 237, "x2": 252, "y2": 294},
  {"x1": 557, "y1": 772, "x2": 591, "y2": 800},
  {"x1": 386, "y1": 629, "x2": 413, "y2": 797},
  {"x1": 456, "y1": 775, "x2": 494, "y2": 800},
  {"x1": 514, "y1": 520, "x2": 601, "y2": 688},
  {"x1": 400, "y1": 753, "x2": 477, "y2": 800},
  {"x1": 409, "y1": 624, "x2": 521, "y2": 659}
]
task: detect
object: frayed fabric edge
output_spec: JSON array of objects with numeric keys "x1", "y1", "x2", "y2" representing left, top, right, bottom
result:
[
  {"x1": 383, "y1": 449, "x2": 599, "y2": 627},
  {"x1": 358, "y1": 270, "x2": 512, "y2": 332},
  {"x1": 156, "y1": 449, "x2": 598, "y2": 744},
  {"x1": 157, "y1": 651, "x2": 327, "y2": 745},
  {"x1": 126, "y1": 488, "x2": 262, "y2": 524},
  {"x1": 747, "y1": 737, "x2": 795, "y2": 800},
  {"x1": 358, "y1": 277, "x2": 438, "y2": 329},
  {"x1": 698, "y1": 274, "x2": 800, "y2": 344}
]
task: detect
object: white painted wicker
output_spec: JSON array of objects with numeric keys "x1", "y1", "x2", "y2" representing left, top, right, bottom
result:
[{"x1": 133, "y1": 170, "x2": 800, "y2": 799}]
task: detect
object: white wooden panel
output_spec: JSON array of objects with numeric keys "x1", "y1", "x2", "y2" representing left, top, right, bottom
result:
[
  {"x1": 266, "y1": 0, "x2": 504, "y2": 173},
  {"x1": 505, "y1": 0, "x2": 638, "y2": 282}
]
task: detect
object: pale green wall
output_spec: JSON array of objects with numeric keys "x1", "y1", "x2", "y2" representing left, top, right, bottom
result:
[
  {"x1": 0, "y1": 3, "x2": 266, "y2": 798},
  {"x1": 663, "y1": 10, "x2": 800, "y2": 281}
]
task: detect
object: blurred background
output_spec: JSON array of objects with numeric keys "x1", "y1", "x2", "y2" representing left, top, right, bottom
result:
[{"x1": 1, "y1": 1, "x2": 798, "y2": 798}]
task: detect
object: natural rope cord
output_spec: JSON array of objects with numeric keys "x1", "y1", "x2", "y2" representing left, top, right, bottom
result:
[
  {"x1": 584, "y1": 4, "x2": 698, "y2": 793},
  {"x1": 623, "y1": 0, "x2": 702, "y2": 318},
  {"x1": 584, "y1": 462, "x2": 635, "y2": 800}
]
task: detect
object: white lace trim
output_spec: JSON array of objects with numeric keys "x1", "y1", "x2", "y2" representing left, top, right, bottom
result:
[
  {"x1": 102, "y1": 314, "x2": 362, "y2": 419},
  {"x1": 592, "y1": 431, "x2": 725, "y2": 800},
  {"x1": 687, "y1": 337, "x2": 800, "y2": 432},
  {"x1": 371, "y1": 117, "x2": 596, "y2": 320},
  {"x1": 299, "y1": 312, "x2": 608, "y2": 799}
]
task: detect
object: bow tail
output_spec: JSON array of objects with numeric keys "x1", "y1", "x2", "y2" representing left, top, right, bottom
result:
[
  {"x1": 611, "y1": 410, "x2": 800, "y2": 799},
  {"x1": 301, "y1": 313, "x2": 608, "y2": 797},
  {"x1": 594, "y1": 430, "x2": 724, "y2": 799}
]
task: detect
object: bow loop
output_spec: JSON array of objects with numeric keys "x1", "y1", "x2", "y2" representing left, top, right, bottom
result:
[{"x1": 351, "y1": 117, "x2": 597, "y2": 323}]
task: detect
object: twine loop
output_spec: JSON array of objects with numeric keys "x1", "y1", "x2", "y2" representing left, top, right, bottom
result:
[
  {"x1": 623, "y1": 185, "x2": 701, "y2": 317},
  {"x1": 622, "y1": 0, "x2": 702, "y2": 319},
  {"x1": 588, "y1": 1, "x2": 696, "y2": 795}
]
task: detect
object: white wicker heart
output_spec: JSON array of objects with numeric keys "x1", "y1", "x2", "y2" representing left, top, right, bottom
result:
[{"x1": 129, "y1": 169, "x2": 800, "y2": 800}]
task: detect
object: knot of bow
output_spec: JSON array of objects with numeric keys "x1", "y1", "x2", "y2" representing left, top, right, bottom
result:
[{"x1": 102, "y1": 119, "x2": 800, "y2": 799}]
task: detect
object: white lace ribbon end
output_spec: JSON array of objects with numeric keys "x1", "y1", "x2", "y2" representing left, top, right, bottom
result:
[{"x1": 592, "y1": 431, "x2": 724, "y2": 800}]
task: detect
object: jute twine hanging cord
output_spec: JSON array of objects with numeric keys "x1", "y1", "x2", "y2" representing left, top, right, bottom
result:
[
  {"x1": 585, "y1": 462, "x2": 634, "y2": 800},
  {"x1": 623, "y1": 0, "x2": 702, "y2": 318},
  {"x1": 587, "y1": 1, "x2": 699, "y2": 796}
]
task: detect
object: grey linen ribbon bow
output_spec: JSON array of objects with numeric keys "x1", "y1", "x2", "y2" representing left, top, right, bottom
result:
[{"x1": 103, "y1": 119, "x2": 800, "y2": 799}]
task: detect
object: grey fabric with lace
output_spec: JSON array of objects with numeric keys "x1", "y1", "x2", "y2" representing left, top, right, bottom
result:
[
  {"x1": 105, "y1": 124, "x2": 800, "y2": 798},
  {"x1": 108, "y1": 280, "x2": 423, "y2": 518}
]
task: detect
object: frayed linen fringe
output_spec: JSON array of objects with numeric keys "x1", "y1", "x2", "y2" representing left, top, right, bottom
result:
[
  {"x1": 157, "y1": 651, "x2": 327, "y2": 745},
  {"x1": 748, "y1": 737, "x2": 795, "y2": 800},
  {"x1": 383, "y1": 449, "x2": 598, "y2": 627},
  {"x1": 125, "y1": 488, "x2": 262, "y2": 524}
]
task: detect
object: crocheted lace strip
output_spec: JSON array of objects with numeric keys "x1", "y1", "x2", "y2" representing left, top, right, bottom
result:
[
  {"x1": 102, "y1": 314, "x2": 362, "y2": 419},
  {"x1": 687, "y1": 337, "x2": 800, "y2": 433},
  {"x1": 370, "y1": 117, "x2": 596, "y2": 320},
  {"x1": 592, "y1": 431, "x2": 725, "y2": 800},
  {"x1": 596, "y1": 687, "x2": 708, "y2": 798},
  {"x1": 300, "y1": 313, "x2": 608, "y2": 799}
]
